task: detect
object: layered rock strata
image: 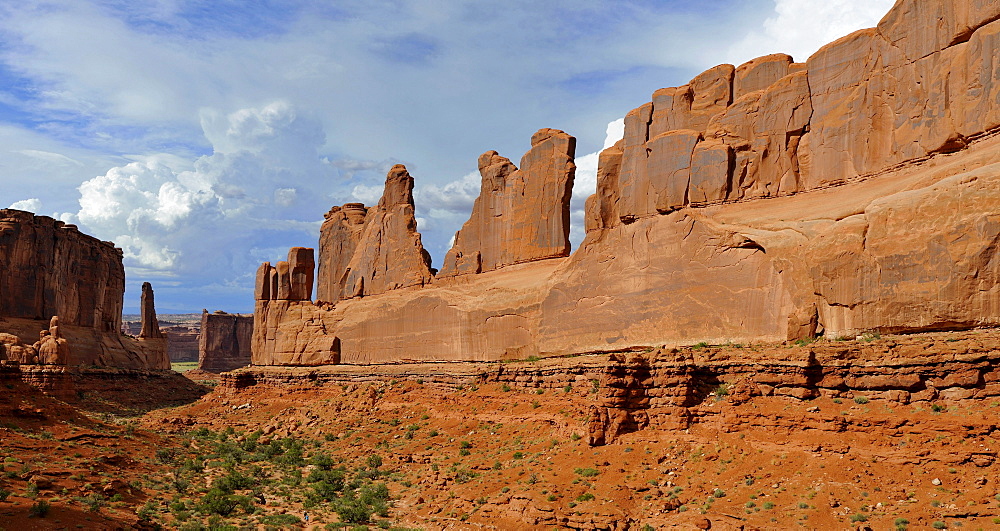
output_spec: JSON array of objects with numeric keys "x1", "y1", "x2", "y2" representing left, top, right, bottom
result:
[
  {"x1": 229, "y1": 329, "x2": 1000, "y2": 451},
  {"x1": 439, "y1": 129, "x2": 577, "y2": 276},
  {"x1": 0, "y1": 210, "x2": 122, "y2": 331},
  {"x1": 162, "y1": 324, "x2": 199, "y2": 362},
  {"x1": 252, "y1": 0, "x2": 1000, "y2": 366},
  {"x1": 198, "y1": 310, "x2": 253, "y2": 373},
  {"x1": 0, "y1": 210, "x2": 167, "y2": 369}
]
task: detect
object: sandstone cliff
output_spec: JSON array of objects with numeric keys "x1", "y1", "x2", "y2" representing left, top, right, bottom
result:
[
  {"x1": 0, "y1": 210, "x2": 122, "y2": 331},
  {"x1": 439, "y1": 129, "x2": 576, "y2": 277},
  {"x1": 198, "y1": 310, "x2": 253, "y2": 373},
  {"x1": 0, "y1": 210, "x2": 168, "y2": 369},
  {"x1": 316, "y1": 203, "x2": 367, "y2": 303},
  {"x1": 251, "y1": 0, "x2": 1000, "y2": 366},
  {"x1": 340, "y1": 164, "x2": 434, "y2": 298}
]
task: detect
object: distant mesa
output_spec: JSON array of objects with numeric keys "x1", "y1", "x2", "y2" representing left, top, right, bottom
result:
[
  {"x1": 250, "y1": 0, "x2": 1000, "y2": 367},
  {"x1": 198, "y1": 309, "x2": 253, "y2": 373}
]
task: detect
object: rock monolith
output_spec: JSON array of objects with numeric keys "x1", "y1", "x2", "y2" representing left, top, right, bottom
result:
[{"x1": 439, "y1": 128, "x2": 576, "y2": 277}]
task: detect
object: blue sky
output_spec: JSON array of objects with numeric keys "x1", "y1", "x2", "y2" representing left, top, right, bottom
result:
[{"x1": 0, "y1": 0, "x2": 894, "y2": 313}]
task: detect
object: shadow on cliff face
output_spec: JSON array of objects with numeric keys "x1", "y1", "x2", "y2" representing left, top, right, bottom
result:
[
  {"x1": 74, "y1": 369, "x2": 212, "y2": 418},
  {"x1": 10, "y1": 364, "x2": 213, "y2": 418}
]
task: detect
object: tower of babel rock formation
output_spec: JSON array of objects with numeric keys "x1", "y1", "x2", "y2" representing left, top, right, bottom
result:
[
  {"x1": 252, "y1": 0, "x2": 1000, "y2": 367},
  {"x1": 0, "y1": 209, "x2": 168, "y2": 369}
]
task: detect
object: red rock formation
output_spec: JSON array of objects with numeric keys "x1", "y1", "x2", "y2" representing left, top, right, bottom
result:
[
  {"x1": 139, "y1": 282, "x2": 163, "y2": 339},
  {"x1": 33, "y1": 316, "x2": 70, "y2": 365},
  {"x1": 0, "y1": 210, "x2": 122, "y2": 331},
  {"x1": 0, "y1": 333, "x2": 36, "y2": 364},
  {"x1": 250, "y1": 0, "x2": 1000, "y2": 366},
  {"x1": 198, "y1": 310, "x2": 253, "y2": 373},
  {"x1": 162, "y1": 324, "x2": 199, "y2": 362},
  {"x1": 255, "y1": 248, "x2": 316, "y2": 302},
  {"x1": 125, "y1": 318, "x2": 201, "y2": 362},
  {"x1": 316, "y1": 203, "x2": 367, "y2": 302},
  {"x1": 0, "y1": 210, "x2": 167, "y2": 369},
  {"x1": 340, "y1": 165, "x2": 433, "y2": 298},
  {"x1": 439, "y1": 129, "x2": 577, "y2": 277}
]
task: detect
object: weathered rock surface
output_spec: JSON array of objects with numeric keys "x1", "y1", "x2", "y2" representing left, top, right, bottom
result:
[
  {"x1": 198, "y1": 310, "x2": 253, "y2": 373},
  {"x1": 162, "y1": 324, "x2": 200, "y2": 362},
  {"x1": 139, "y1": 282, "x2": 163, "y2": 339},
  {"x1": 124, "y1": 319, "x2": 200, "y2": 362},
  {"x1": 341, "y1": 165, "x2": 434, "y2": 298},
  {"x1": 256, "y1": 248, "x2": 316, "y2": 302},
  {"x1": 316, "y1": 203, "x2": 367, "y2": 303},
  {"x1": 0, "y1": 210, "x2": 167, "y2": 369},
  {"x1": 251, "y1": 0, "x2": 1000, "y2": 366},
  {"x1": 33, "y1": 316, "x2": 70, "y2": 365},
  {"x1": 439, "y1": 129, "x2": 576, "y2": 276},
  {"x1": 0, "y1": 210, "x2": 123, "y2": 331}
]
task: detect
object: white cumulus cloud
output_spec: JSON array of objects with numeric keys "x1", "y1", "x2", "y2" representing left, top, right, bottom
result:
[
  {"x1": 74, "y1": 101, "x2": 364, "y2": 308},
  {"x1": 8, "y1": 198, "x2": 41, "y2": 211},
  {"x1": 728, "y1": 0, "x2": 896, "y2": 64}
]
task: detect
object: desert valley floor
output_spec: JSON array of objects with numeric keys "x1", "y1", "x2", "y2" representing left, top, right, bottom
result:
[{"x1": 5, "y1": 329, "x2": 1000, "y2": 530}]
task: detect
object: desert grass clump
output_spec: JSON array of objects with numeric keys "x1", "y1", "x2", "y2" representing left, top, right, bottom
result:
[{"x1": 28, "y1": 499, "x2": 50, "y2": 517}]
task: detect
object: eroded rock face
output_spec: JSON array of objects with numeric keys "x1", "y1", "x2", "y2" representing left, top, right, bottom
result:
[
  {"x1": 0, "y1": 333, "x2": 36, "y2": 364},
  {"x1": 340, "y1": 165, "x2": 433, "y2": 298},
  {"x1": 139, "y1": 282, "x2": 163, "y2": 339},
  {"x1": 198, "y1": 310, "x2": 253, "y2": 373},
  {"x1": 0, "y1": 210, "x2": 167, "y2": 369},
  {"x1": 316, "y1": 203, "x2": 367, "y2": 303},
  {"x1": 0, "y1": 210, "x2": 123, "y2": 331},
  {"x1": 250, "y1": 0, "x2": 1000, "y2": 366},
  {"x1": 439, "y1": 128, "x2": 577, "y2": 277},
  {"x1": 256, "y1": 248, "x2": 316, "y2": 302},
  {"x1": 162, "y1": 324, "x2": 199, "y2": 362}
]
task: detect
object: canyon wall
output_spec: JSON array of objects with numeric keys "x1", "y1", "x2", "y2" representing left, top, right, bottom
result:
[
  {"x1": 198, "y1": 310, "x2": 253, "y2": 373},
  {"x1": 163, "y1": 324, "x2": 199, "y2": 362},
  {"x1": 252, "y1": 0, "x2": 1000, "y2": 366},
  {"x1": 0, "y1": 210, "x2": 168, "y2": 369},
  {"x1": 123, "y1": 319, "x2": 200, "y2": 362}
]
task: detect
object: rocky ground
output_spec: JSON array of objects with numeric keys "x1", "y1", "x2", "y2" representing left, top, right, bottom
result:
[{"x1": 4, "y1": 330, "x2": 1000, "y2": 529}]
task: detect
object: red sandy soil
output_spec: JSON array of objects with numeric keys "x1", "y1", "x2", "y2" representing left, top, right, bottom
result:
[{"x1": 4, "y1": 333, "x2": 1000, "y2": 529}]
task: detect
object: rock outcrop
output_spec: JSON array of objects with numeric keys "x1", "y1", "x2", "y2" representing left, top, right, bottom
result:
[
  {"x1": 139, "y1": 283, "x2": 163, "y2": 339},
  {"x1": 316, "y1": 203, "x2": 367, "y2": 303},
  {"x1": 33, "y1": 316, "x2": 70, "y2": 365},
  {"x1": 255, "y1": 248, "x2": 316, "y2": 303},
  {"x1": 163, "y1": 324, "x2": 199, "y2": 362},
  {"x1": 439, "y1": 129, "x2": 576, "y2": 276},
  {"x1": 340, "y1": 165, "x2": 434, "y2": 298},
  {"x1": 198, "y1": 310, "x2": 253, "y2": 373},
  {"x1": 251, "y1": 1, "x2": 1000, "y2": 366},
  {"x1": 0, "y1": 210, "x2": 122, "y2": 331},
  {"x1": 0, "y1": 210, "x2": 168, "y2": 369}
]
